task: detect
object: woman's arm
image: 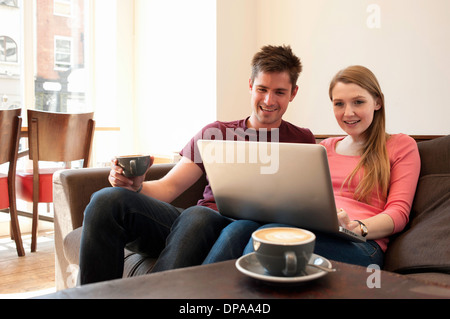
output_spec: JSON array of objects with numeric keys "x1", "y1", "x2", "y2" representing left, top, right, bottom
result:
[
  {"x1": 338, "y1": 209, "x2": 394, "y2": 240},
  {"x1": 338, "y1": 134, "x2": 421, "y2": 239}
]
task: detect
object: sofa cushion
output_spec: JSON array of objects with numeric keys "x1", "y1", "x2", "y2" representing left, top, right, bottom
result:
[
  {"x1": 123, "y1": 252, "x2": 156, "y2": 277},
  {"x1": 384, "y1": 135, "x2": 450, "y2": 274},
  {"x1": 416, "y1": 135, "x2": 450, "y2": 176},
  {"x1": 64, "y1": 226, "x2": 156, "y2": 277}
]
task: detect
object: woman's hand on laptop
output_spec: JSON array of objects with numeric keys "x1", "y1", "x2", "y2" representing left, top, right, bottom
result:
[{"x1": 337, "y1": 208, "x2": 360, "y2": 233}]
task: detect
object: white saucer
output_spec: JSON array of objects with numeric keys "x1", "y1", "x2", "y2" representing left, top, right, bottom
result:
[{"x1": 235, "y1": 252, "x2": 333, "y2": 284}]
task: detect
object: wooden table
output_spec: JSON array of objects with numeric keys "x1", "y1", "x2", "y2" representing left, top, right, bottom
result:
[{"x1": 39, "y1": 259, "x2": 450, "y2": 299}]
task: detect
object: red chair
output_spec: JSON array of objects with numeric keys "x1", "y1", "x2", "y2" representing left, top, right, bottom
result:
[
  {"x1": 0, "y1": 108, "x2": 25, "y2": 257},
  {"x1": 16, "y1": 110, "x2": 95, "y2": 252}
]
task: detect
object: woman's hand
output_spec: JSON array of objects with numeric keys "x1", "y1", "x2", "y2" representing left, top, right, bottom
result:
[
  {"x1": 337, "y1": 208, "x2": 360, "y2": 234},
  {"x1": 337, "y1": 208, "x2": 396, "y2": 240}
]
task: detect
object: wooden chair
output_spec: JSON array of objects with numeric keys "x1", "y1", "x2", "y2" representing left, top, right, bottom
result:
[
  {"x1": 0, "y1": 108, "x2": 25, "y2": 257},
  {"x1": 16, "y1": 110, "x2": 95, "y2": 252}
]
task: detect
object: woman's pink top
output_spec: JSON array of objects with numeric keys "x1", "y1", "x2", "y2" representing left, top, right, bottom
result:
[{"x1": 320, "y1": 134, "x2": 421, "y2": 251}]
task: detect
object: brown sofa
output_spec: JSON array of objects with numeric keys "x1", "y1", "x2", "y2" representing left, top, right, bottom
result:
[{"x1": 53, "y1": 135, "x2": 450, "y2": 291}]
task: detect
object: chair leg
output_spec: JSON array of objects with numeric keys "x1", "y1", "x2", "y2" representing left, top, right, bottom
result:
[
  {"x1": 31, "y1": 201, "x2": 39, "y2": 253},
  {"x1": 10, "y1": 222, "x2": 14, "y2": 240},
  {"x1": 9, "y1": 207, "x2": 25, "y2": 257}
]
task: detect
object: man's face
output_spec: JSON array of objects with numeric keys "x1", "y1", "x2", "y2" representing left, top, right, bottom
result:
[{"x1": 248, "y1": 71, "x2": 298, "y2": 129}]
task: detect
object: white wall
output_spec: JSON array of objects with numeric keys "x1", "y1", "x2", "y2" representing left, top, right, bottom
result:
[
  {"x1": 134, "y1": 0, "x2": 217, "y2": 156},
  {"x1": 217, "y1": 0, "x2": 450, "y2": 135},
  {"x1": 108, "y1": 0, "x2": 449, "y2": 160},
  {"x1": 216, "y1": 0, "x2": 257, "y2": 121},
  {"x1": 90, "y1": 0, "x2": 129, "y2": 164}
]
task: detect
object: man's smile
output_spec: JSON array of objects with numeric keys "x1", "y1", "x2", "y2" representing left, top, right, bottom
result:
[{"x1": 259, "y1": 105, "x2": 278, "y2": 112}]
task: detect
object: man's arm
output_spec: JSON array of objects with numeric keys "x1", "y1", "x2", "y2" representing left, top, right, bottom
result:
[
  {"x1": 140, "y1": 156, "x2": 203, "y2": 203},
  {"x1": 109, "y1": 156, "x2": 203, "y2": 204}
]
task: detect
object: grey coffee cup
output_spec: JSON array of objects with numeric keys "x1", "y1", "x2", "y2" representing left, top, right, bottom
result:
[
  {"x1": 116, "y1": 155, "x2": 151, "y2": 177},
  {"x1": 252, "y1": 227, "x2": 315, "y2": 277}
]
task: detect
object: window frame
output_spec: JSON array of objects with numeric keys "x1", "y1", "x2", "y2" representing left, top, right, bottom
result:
[
  {"x1": 53, "y1": 0, "x2": 72, "y2": 17},
  {"x1": 54, "y1": 35, "x2": 73, "y2": 71},
  {"x1": 0, "y1": 35, "x2": 18, "y2": 63},
  {"x1": 0, "y1": 0, "x2": 18, "y2": 8}
]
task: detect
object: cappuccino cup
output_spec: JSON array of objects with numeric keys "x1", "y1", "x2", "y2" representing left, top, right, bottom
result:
[
  {"x1": 116, "y1": 155, "x2": 151, "y2": 177},
  {"x1": 252, "y1": 227, "x2": 315, "y2": 277}
]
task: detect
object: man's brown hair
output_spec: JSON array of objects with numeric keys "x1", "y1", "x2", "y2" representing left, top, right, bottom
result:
[{"x1": 251, "y1": 45, "x2": 302, "y2": 92}]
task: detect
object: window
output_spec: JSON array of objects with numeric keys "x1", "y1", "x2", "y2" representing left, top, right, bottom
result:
[
  {"x1": 34, "y1": 0, "x2": 89, "y2": 112},
  {"x1": 54, "y1": 36, "x2": 72, "y2": 70},
  {"x1": 0, "y1": 0, "x2": 18, "y2": 7},
  {"x1": 54, "y1": 0, "x2": 71, "y2": 17},
  {"x1": 0, "y1": 36, "x2": 17, "y2": 62},
  {"x1": 0, "y1": 0, "x2": 21, "y2": 110}
]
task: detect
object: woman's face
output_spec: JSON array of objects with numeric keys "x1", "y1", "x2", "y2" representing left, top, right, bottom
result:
[{"x1": 331, "y1": 82, "x2": 381, "y2": 141}]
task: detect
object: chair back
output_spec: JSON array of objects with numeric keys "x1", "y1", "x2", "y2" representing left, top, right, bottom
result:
[
  {"x1": 27, "y1": 110, "x2": 95, "y2": 167},
  {"x1": 0, "y1": 108, "x2": 22, "y2": 166},
  {"x1": 0, "y1": 108, "x2": 25, "y2": 256}
]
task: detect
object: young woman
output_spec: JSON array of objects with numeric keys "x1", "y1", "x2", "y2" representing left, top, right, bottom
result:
[{"x1": 202, "y1": 65, "x2": 421, "y2": 267}]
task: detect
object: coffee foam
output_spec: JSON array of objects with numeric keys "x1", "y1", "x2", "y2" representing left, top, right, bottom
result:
[{"x1": 254, "y1": 228, "x2": 313, "y2": 244}]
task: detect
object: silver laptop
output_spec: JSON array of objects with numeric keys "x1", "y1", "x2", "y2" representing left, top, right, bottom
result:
[{"x1": 197, "y1": 139, "x2": 365, "y2": 242}]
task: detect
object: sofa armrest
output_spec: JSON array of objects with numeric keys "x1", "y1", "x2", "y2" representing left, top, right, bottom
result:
[
  {"x1": 54, "y1": 167, "x2": 111, "y2": 230},
  {"x1": 53, "y1": 167, "x2": 113, "y2": 289}
]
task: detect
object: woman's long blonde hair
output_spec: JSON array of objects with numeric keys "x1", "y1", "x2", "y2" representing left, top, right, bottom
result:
[{"x1": 329, "y1": 66, "x2": 390, "y2": 204}]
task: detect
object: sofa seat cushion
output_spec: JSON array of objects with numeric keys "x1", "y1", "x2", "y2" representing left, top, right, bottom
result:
[
  {"x1": 384, "y1": 135, "x2": 450, "y2": 274},
  {"x1": 123, "y1": 252, "x2": 156, "y2": 277},
  {"x1": 64, "y1": 227, "x2": 156, "y2": 278}
]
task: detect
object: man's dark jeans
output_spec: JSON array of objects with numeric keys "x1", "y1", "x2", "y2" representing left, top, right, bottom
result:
[{"x1": 79, "y1": 187, "x2": 230, "y2": 284}]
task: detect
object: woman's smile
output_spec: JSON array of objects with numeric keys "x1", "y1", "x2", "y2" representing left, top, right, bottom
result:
[{"x1": 343, "y1": 119, "x2": 361, "y2": 126}]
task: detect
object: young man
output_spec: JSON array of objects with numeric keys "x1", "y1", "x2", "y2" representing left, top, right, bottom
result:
[{"x1": 79, "y1": 45, "x2": 315, "y2": 284}]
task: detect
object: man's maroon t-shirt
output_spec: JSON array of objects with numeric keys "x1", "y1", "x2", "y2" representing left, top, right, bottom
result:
[{"x1": 180, "y1": 117, "x2": 315, "y2": 211}]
